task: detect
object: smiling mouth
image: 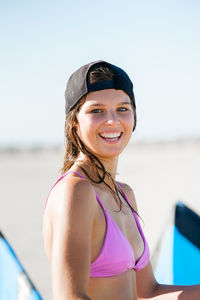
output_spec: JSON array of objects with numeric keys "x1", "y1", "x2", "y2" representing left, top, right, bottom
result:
[{"x1": 99, "y1": 132, "x2": 123, "y2": 142}]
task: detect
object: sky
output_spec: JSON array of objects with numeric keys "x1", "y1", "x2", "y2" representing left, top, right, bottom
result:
[{"x1": 1, "y1": 0, "x2": 200, "y2": 147}]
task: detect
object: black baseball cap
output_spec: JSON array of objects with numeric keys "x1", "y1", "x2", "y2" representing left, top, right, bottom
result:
[{"x1": 65, "y1": 60, "x2": 136, "y2": 115}]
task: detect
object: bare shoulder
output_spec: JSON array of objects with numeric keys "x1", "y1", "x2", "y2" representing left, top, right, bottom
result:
[
  {"x1": 43, "y1": 175, "x2": 98, "y2": 261},
  {"x1": 117, "y1": 181, "x2": 138, "y2": 212},
  {"x1": 47, "y1": 175, "x2": 98, "y2": 220}
]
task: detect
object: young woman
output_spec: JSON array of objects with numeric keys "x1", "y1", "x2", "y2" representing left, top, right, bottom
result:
[{"x1": 43, "y1": 60, "x2": 200, "y2": 300}]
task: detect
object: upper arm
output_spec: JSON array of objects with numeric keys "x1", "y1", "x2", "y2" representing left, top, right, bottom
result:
[{"x1": 50, "y1": 178, "x2": 97, "y2": 299}]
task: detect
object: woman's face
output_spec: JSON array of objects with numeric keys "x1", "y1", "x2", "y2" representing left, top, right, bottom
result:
[{"x1": 76, "y1": 89, "x2": 134, "y2": 160}]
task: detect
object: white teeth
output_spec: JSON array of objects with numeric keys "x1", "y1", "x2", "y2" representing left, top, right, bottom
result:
[{"x1": 100, "y1": 132, "x2": 121, "y2": 138}]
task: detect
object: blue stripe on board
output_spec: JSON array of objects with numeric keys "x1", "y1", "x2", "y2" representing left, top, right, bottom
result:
[
  {"x1": 29, "y1": 289, "x2": 43, "y2": 300},
  {"x1": 173, "y1": 226, "x2": 200, "y2": 285},
  {"x1": 0, "y1": 236, "x2": 42, "y2": 299},
  {"x1": 0, "y1": 237, "x2": 23, "y2": 299}
]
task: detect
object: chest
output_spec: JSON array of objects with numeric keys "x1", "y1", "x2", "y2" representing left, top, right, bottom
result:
[{"x1": 92, "y1": 188, "x2": 144, "y2": 263}]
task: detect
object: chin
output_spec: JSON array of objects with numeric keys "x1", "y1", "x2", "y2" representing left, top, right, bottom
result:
[
  {"x1": 94, "y1": 148, "x2": 124, "y2": 160},
  {"x1": 83, "y1": 141, "x2": 128, "y2": 161}
]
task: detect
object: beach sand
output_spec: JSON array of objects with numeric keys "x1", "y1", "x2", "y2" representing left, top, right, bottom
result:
[{"x1": 0, "y1": 140, "x2": 199, "y2": 299}]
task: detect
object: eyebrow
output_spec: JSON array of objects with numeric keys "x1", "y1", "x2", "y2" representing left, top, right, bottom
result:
[{"x1": 87, "y1": 102, "x2": 131, "y2": 107}]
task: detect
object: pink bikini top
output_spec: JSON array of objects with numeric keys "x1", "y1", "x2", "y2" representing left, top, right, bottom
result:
[{"x1": 44, "y1": 171, "x2": 150, "y2": 277}]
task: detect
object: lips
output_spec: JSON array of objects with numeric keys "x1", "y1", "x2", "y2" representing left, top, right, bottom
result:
[{"x1": 99, "y1": 131, "x2": 122, "y2": 142}]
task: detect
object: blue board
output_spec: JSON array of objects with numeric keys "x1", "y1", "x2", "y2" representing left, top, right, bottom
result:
[
  {"x1": 154, "y1": 202, "x2": 200, "y2": 285},
  {"x1": 0, "y1": 231, "x2": 42, "y2": 299}
]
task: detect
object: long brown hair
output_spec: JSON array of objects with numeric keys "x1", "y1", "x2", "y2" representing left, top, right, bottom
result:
[{"x1": 60, "y1": 64, "x2": 137, "y2": 213}]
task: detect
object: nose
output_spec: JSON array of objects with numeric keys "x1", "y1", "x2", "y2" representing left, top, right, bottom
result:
[{"x1": 105, "y1": 110, "x2": 120, "y2": 125}]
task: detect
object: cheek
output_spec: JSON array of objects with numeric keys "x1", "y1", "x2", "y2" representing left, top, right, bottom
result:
[
  {"x1": 123, "y1": 114, "x2": 135, "y2": 132},
  {"x1": 79, "y1": 114, "x2": 102, "y2": 129},
  {"x1": 77, "y1": 116, "x2": 98, "y2": 140}
]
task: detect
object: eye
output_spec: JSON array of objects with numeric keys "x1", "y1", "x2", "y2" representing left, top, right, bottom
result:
[
  {"x1": 117, "y1": 107, "x2": 129, "y2": 112},
  {"x1": 90, "y1": 108, "x2": 103, "y2": 114}
]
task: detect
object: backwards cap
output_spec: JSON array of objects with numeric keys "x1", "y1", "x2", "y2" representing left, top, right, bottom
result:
[{"x1": 65, "y1": 60, "x2": 136, "y2": 115}]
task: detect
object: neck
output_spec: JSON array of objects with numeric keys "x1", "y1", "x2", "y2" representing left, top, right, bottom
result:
[{"x1": 76, "y1": 152, "x2": 119, "y2": 184}]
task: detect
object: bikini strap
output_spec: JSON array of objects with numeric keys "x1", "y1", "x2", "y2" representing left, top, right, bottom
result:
[
  {"x1": 117, "y1": 182, "x2": 132, "y2": 208},
  {"x1": 65, "y1": 170, "x2": 85, "y2": 179},
  {"x1": 117, "y1": 182, "x2": 144, "y2": 233},
  {"x1": 69, "y1": 171, "x2": 106, "y2": 212}
]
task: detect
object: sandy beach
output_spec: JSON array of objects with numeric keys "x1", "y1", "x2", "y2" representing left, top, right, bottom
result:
[{"x1": 0, "y1": 139, "x2": 200, "y2": 299}]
